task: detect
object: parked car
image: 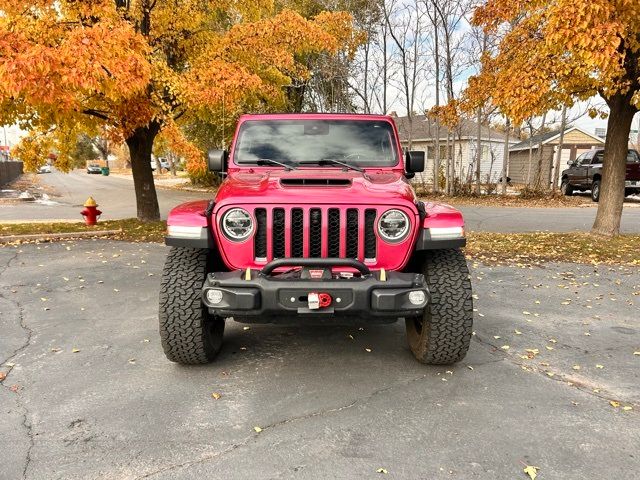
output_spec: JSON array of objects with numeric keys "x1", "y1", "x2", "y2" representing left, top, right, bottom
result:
[
  {"x1": 87, "y1": 164, "x2": 102, "y2": 174},
  {"x1": 160, "y1": 113, "x2": 473, "y2": 366},
  {"x1": 561, "y1": 149, "x2": 640, "y2": 201},
  {"x1": 38, "y1": 164, "x2": 52, "y2": 174}
]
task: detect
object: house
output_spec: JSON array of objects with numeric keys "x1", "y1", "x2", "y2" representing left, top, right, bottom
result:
[
  {"x1": 393, "y1": 115, "x2": 516, "y2": 186},
  {"x1": 508, "y1": 126, "x2": 605, "y2": 186}
]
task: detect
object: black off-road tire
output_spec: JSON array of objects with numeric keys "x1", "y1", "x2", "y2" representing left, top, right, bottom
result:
[
  {"x1": 561, "y1": 179, "x2": 573, "y2": 196},
  {"x1": 406, "y1": 249, "x2": 473, "y2": 364},
  {"x1": 591, "y1": 179, "x2": 601, "y2": 202},
  {"x1": 159, "y1": 247, "x2": 225, "y2": 364}
]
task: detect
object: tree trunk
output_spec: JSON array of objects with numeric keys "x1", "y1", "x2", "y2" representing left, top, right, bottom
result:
[
  {"x1": 592, "y1": 94, "x2": 637, "y2": 236},
  {"x1": 534, "y1": 112, "x2": 547, "y2": 189},
  {"x1": 501, "y1": 117, "x2": 510, "y2": 195},
  {"x1": 552, "y1": 106, "x2": 567, "y2": 191},
  {"x1": 475, "y1": 106, "x2": 482, "y2": 194},
  {"x1": 125, "y1": 122, "x2": 161, "y2": 222},
  {"x1": 168, "y1": 152, "x2": 177, "y2": 176},
  {"x1": 433, "y1": 4, "x2": 440, "y2": 193}
]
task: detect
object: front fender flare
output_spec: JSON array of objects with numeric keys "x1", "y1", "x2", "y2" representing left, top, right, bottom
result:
[
  {"x1": 414, "y1": 201, "x2": 466, "y2": 250},
  {"x1": 165, "y1": 200, "x2": 214, "y2": 249}
]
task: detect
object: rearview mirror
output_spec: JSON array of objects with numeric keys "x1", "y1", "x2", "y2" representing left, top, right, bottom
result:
[
  {"x1": 406, "y1": 150, "x2": 425, "y2": 174},
  {"x1": 208, "y1": 149, "x2": 227, "y2": 173},
  {"x1": 567, "y1": 159, "x2": 576, "y2": 166}
]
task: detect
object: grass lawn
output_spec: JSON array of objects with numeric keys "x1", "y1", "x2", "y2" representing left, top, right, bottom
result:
[
  {"x1": 0, "y1": 219, "x2": 166, "y2": 243},
  {"x1": 1, "y1": 219, "x2": 638, "y2": 266}
]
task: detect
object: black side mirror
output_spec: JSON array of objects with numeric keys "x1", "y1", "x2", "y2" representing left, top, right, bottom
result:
[
  {"x1": 208, "y1": 149, "x2": 227, "y2": 173},
  {"x1": 406, "y1": 150, "x2": 425, "y2": 174}
]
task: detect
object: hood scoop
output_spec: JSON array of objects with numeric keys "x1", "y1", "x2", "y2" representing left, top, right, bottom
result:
[{"x1": 280, "y1": 178, "x2": 352, "y2": 187}]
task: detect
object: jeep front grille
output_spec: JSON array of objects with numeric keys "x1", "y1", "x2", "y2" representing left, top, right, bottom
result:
[{"x1": 253, "y1": 207, "x2": 378, "y2": 262}]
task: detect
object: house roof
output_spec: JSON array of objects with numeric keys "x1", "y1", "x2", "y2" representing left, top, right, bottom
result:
[
  {"x1": 392, "y1": 114, "x2": 512, "y2": 143},
  {"x1": 509, "y1": 126, "x2": 605, "y2": 152}
]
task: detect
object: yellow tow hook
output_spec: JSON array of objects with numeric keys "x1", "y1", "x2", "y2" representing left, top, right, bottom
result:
[
  {"x1": 244, "y1": 267, "x2": 252, "y2": 281},
  {"x1": 379, "y1": 268, "x2": 387, "y2": 282}
]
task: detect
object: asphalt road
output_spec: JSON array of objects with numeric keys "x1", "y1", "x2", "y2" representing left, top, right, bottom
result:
[
  {"x1": 0, "y1": 169, "x2": 203, "y2": 222},
  {"x1": 1, "y1": 169, "x2": 640, "y2": 232},
  {"x1": 1, "y1": 241, "x2": 639, "y2": 479}
]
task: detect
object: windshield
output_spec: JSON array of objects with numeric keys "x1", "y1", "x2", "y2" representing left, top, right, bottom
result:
[{"x1": 233, "y1": 120, "x2": 399, "y2": 167}]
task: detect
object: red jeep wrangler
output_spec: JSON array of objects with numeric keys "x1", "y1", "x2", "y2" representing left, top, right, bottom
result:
[{"x1": 160, "y1": 114, "x2": 473, "y2": 365}]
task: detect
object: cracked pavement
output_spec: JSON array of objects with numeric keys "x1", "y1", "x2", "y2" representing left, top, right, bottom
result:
[{"x1": 0, "y1": 241, "x2": 639, "y2": 479}]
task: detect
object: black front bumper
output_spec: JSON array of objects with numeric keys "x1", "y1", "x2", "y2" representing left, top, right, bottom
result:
[{"x1": 202, "y1": 258, "x2": 429, "y2": 323}]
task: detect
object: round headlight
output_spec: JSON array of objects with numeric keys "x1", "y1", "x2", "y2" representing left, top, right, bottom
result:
[
  {"x1": 221, "y1": 208, "x2": 253, "y2": 241},
  {"x1": 378, "y1": 209, "x2": 410, "y2": 243}
]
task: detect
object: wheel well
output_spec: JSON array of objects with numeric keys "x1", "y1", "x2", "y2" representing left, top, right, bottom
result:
[
  {"x1": 207, "y1": 247, "x2": 229, "y2": 272},
  {"x1": 592, "y1": 174, "x2": 601, "y2": 182}
]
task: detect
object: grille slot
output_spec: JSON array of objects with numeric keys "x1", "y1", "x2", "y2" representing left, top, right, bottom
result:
[
  {"x1": 309, "y1": 208, "x2": 322, "y2": 257},
  {"x1": 254, "y1": 208, "x2": 267, "y2": 259},
  {"x1": 327, "y1": 208, "x2": 340, "y2": 257},
  {"x1": 253, "y1": 206, "x2": 383, "y2": 262},
  {"x1": 364, "y1": 209, "x2": 377, "y2": 259},
  {"x1": 346, "y1": 209, "x2": 359, "y2": 258},
  {"x1": 291, "y1": 208, "x2": 304, "y2": 257},
  {"x1": 272, "y1": 208, "x2": 285, "y2": 258}
]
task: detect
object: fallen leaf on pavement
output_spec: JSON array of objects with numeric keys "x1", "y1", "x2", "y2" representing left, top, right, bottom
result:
[
  {"x1": 523, "y1": 465, "x2": 539, "y2": 479},
  {"x1": 596, "y1": 364, "x2": 604, "y2": 369},
  {"x1": 634, "y1": 351, "x2": 640, "y2": 356},
  {"x1": 623, "y1": 406, "x2": 633, "y2": 411},
  {"x1": 572, "y1": 365, "x2": 580, "y2": 371},
  {"x1": 72, "y1": 348, "x2": 81, "y2": 353},
  {"x1": 253, "y1": 426, "x2": 262, "y2": 433},
  {"x1": 376, "y1": 468, "x2": 388, "y2": 474},
  {"x1": 610, "y1": 401, "x2": 620, "y2": 408},
  {"x1": 211, "y1": 392, "x2": 221, "y2": 400},
  {"x1": 501, "y1": 345, "x2": 510, "y2": 350},
  {"x1": 0, "y1": 372, "x2": 6, "y2": 381},
  {"x1": 365, "y1": 348, "x2": 372, "y2": 352}
]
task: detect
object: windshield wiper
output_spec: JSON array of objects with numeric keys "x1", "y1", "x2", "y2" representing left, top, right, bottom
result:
[
  {"x1": 299, "y1": 159, "x2": 364, "y2": 172},
  {"x1": 255, "y1": 159, "x2": 298, "y2": 170}
]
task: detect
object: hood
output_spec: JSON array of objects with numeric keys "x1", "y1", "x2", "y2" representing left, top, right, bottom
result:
[{"x1": 214, "y1": 169, "x2": 417, "y2": 210}]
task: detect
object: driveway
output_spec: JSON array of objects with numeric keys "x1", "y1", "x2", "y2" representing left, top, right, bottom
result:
[{"x1": 1, "y1": 241, "x2": 638, "y2": 479}]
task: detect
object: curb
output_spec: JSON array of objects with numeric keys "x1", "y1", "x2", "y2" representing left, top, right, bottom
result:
[{"x1": 0, "y1": 229, "x2": 123, "y2": 243}]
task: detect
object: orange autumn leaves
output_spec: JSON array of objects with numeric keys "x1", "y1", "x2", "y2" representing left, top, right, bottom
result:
[
  {"x1": 461, "y1": 0, "x2": 640, "y2": 123},
  {"x1": 0, "y1": 1, "x2": 356, "y2": 173}
]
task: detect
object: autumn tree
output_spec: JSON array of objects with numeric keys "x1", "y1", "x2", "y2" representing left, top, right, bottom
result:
[
  {"x1": 464, "y1": 0, "x2": 640, "y2": 236},
  {"x1": 1, "y1": 0, "x2": 355, "y2": 221}
]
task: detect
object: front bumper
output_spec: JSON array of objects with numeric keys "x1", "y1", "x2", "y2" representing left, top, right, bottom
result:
[{"x1": 202, "y1": 258, "x2": 429, "y2": 323}]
